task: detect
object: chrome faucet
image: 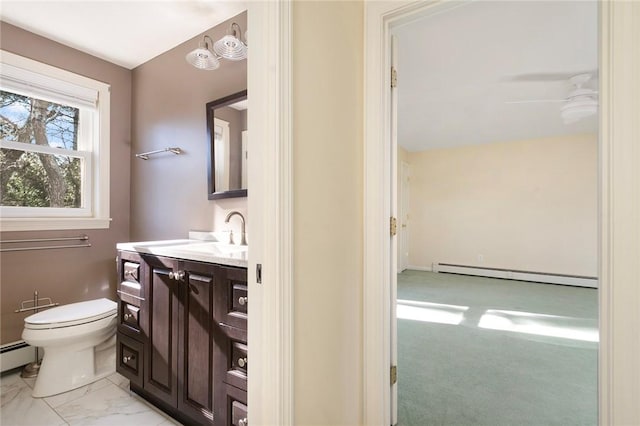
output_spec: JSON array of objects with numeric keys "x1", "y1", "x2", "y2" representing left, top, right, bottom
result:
[{"x1": 224, "y1": 211, "x2": 247, "y2": 246}]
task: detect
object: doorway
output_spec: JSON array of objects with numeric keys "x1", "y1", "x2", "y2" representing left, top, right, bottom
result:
[
  {"x1": 362, "y1": 1, "x2": 640, "y2": 425},
  {"x1": 391, "y1": 3, "x2": 599, "y2": 423}
]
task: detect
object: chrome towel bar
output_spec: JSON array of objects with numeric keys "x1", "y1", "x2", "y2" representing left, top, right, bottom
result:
[
  {"x1": 0, "y1": 235, "x2": 91, "y2": 252},
  {"x1": 135, "y1": 147, "x2": 182, "y2": 160}
]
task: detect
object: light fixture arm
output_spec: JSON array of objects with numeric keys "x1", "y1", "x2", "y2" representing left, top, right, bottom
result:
[
  {"x1": 230, "y1": 22, "x2": 247, "y2": 45},
  {"x1": 202, "y1": 35, "x2": 216, "y2": 53}
]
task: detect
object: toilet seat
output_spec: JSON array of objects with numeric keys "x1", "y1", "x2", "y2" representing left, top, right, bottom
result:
[{"x1": 24, "y1": 298, "x2": 117, "y2": 330}]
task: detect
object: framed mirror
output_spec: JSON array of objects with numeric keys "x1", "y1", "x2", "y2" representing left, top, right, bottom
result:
[{"x1": 206, "y1": 90, "x2": 248, "y2": 199}]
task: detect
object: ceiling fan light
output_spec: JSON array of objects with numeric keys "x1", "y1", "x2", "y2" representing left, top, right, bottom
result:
[{"x1": 561, "y1": 98, "x2": 598, "y2": 124}]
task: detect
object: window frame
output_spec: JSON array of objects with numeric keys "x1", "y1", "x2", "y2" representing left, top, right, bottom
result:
[{"x1": 0, "y1": 50, "x2": 110, "y2": 231}]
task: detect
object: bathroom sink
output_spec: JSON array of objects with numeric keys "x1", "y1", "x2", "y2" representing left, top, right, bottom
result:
[
  {"x1": 117, "y1": 237, "x2": 248, "y2": 267},
  {"x1": 176, "y1": 241, "x2": 247, "y2": 256}
]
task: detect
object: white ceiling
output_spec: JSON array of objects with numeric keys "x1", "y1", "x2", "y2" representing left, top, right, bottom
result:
[
  {"x1": 0, "y1": 1, "x2": 247, "y2": 69},
  {"x1": 1, "y1": 1, "x2": 597, "y2": 151},
  {"x1": 392, "y1": 1, "x2": 598, "y2": 152}
]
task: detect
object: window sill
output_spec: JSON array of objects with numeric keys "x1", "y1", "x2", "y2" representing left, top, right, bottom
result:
[{"x1": 0, "y1": 218, "x2": 111, "y2": 232}]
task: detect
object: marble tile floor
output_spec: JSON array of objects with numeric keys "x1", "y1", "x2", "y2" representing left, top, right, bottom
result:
[{"x1": 1, "y1": 369, "x2": 182, "y2": 426}]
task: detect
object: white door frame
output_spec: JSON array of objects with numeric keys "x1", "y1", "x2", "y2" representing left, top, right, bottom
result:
[
  {"x1": 247, "y1": 1, "x2": 294, "y2": 425},
  {"x1": 363, "y1": 1, "x2": 640, "y2": 425}
]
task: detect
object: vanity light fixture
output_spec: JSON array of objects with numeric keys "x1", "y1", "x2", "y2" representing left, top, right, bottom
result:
[
  {"x1": 186, "y1": 22, "x2": 247, "y2": 70},
  {"x1": 185, "y1": 35, "x2": 220, "y2": 70}
]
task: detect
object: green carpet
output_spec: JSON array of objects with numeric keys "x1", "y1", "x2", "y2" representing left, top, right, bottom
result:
[{"x1": 397, "y1": 271, "x2": 598, "y2": 426}]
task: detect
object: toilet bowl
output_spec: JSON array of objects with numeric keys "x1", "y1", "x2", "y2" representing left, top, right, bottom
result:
[{"x1": 22, "y1": 298, "x2": 117, "y2": 398}]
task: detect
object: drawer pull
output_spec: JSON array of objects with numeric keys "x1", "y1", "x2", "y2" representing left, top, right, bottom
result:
[
  {"x1": 124, "y1": 313, "x2": 132, "y2": 321},
  {"x1": 123, "y1": 354, "x2": 135, "y2": 364},
  {"x1": 238, "y1": 296, "x2": 248, "y2": 306},
  {"x1": 239, "y1": 418, "x2": 248, "y2": 426},
  {"x1": 238, "y1": 357, "x2": 247, "y2": 368},
  {"x1": 169, "y1": 270, "x2": 185, "y2": 281}
]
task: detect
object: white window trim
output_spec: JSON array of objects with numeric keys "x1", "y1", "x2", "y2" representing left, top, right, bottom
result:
[{"x1": 0, "y1": 50, "x2": 110, "y2": 231}]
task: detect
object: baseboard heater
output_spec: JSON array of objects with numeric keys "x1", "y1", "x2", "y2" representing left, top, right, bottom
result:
[
  {"x1": 0, "y1": 340, "x2": 34, "y2": 373},
  {"x1": 433, "y1": 263, "x2": 598, "y2": 288}
]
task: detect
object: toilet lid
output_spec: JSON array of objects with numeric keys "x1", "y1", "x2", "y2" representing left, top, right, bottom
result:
[{"x1": 24, "y1": 298, "x2": 117, "y2": 329}]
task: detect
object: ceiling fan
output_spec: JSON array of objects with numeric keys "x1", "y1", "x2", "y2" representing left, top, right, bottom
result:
[{"x1": 505, "y1": 72, "x2": 599, "y2": 124}]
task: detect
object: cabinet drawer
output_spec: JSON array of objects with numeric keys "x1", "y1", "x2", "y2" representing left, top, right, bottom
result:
[
  {"x1": 227, "y1": 340, "x2": 247, "y2": 391},
  {"x1": 214, "y1": 383, "x2": 247, "y2": 426},
  {"x1": 231, "y1": 284, "x2": 248, "y2": 315},
  {"x1": 119, "y1": 302, "x2": 140, "y2": 331},
  {"x1": 215, "y1": 266, "x2": 248, "y2": 331},
  {"x1": 123, "y1": 262, "x2": 140, "y2": 282},
  {"x1": 116, "y1": 334, "x2": 143, "y2": 388},
  {"x1": 215, "y1": 326, "x2": 247, "y2": 391},
  {"x1": 118, "y1": 251, "x2": 142, "y2": 285},
  {"x1": 231, "y1": 342, "x2": 248, "y2": 376},
  {"x1": 231, "y1": 400, "x2": 248, "y2": 426}
]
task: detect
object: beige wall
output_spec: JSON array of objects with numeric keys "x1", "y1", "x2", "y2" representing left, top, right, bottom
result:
[
  {"x1": 130, "y1": 13, "x2": 247, "y2": 241},
  {"x1": 293, "y1": 1, "x2": 364, "y2": 424},
  {"x1": 0, "y1": 23, "x2": 132, "y2": 344},
  {"x1": 405, "y1": 134, "x2": 598, "y2": 276}
]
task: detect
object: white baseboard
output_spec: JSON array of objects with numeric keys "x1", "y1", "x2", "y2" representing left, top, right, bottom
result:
[
  {"x1": 0, "y1": 341, "x2": 36, "y2": 373},
  {"x1": 405, "y1": 265, "x2": 433, "y2": 272},
  {"x1": 433, "y1": 263, "x2": 598, "y2": 288}
]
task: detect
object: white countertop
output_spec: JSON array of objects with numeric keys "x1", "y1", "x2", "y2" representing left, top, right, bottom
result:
[{"x1": 117, "y1": 235, "x2": 248, "y2": 268}]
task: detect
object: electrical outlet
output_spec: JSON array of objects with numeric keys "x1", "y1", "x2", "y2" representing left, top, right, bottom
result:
[{"x1": 477, "y1": 254, "x2": 484, "y2": 263}]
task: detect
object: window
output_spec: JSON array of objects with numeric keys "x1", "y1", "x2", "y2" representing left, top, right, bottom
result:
[{"x1": 0, "y1": 51, "x2": 110, "y2": 231}]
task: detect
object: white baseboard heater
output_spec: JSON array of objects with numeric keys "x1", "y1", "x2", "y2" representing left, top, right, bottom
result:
[
  {"x1": 433, "y1": 263, "x2": 598, "y2": 288},
  {"x1": 0, "y1": 340, "x2": 35, "y2": 373}
]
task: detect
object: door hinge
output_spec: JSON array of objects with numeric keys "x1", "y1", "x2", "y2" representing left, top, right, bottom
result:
[
  {"x1": 390, "y1": 216, "x2": 397, "y2": 237},
  {"x1": 391, "y1": 365, "x2": 398, "y2": 385},
  {"x1": 391, "y1": 66, "x2": 398, "y2": 88}
]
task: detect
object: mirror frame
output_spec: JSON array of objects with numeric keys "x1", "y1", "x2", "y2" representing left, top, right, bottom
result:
[{"x1": 206, "y1": 89, "x2": 248, "y2": 200}]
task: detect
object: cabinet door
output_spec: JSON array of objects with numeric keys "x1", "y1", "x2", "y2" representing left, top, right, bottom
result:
[
  {"x1": 177, "y1": 260, "x2": 216, "y2": 424},
  {"x1": 214, "y1": 266, "x2": 248, "y2": 330},
  {"x1": 141, "y1": 255, "x2": 179, "y2": 407}
]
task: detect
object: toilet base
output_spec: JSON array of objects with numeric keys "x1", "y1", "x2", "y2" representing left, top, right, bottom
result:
[{"x1": 31, "y1": 335, "x2": 116, "y2": 398}]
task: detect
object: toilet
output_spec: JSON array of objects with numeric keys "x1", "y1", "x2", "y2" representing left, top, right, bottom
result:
[{"x1": 22, "y1": 298, "x2": 118, "y2": 398}]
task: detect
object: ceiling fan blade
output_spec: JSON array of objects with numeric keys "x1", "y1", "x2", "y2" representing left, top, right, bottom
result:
[
  {"x1": 503, "y1": 70, "x2": 599, "y2": 82},
  {"x1": 504, "y1": 99, "x2": 567, "y2": 104}
]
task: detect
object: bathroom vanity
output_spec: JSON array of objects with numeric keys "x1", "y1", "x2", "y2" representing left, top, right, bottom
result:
[{"x1": 115, "y1": 237, "x2": 248, "y2": 426}]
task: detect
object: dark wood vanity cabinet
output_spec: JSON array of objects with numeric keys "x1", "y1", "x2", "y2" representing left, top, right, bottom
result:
[{"x1": 116, "y1": 250, "x2": 247, "y2": 426}]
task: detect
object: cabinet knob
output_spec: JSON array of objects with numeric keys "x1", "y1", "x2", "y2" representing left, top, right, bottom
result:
[
  {"x1": 239, "y1": 418, "x2": 248, "y2": 426},
  {"x1": 122, "y1": 355, "x2": 135, "y2": 364},
  {"x1": 238, "y1": 357, "x2": 247, "y2": 368},
  {"x1": 169, "y1": 270, "x2": 185, "y2": 281},
  {"x1": 238, "y1": 296, "x2": 248, "y2": 306},
  {"x1": 124, "y1": 313, "x2": 132, "y2": 321}
]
